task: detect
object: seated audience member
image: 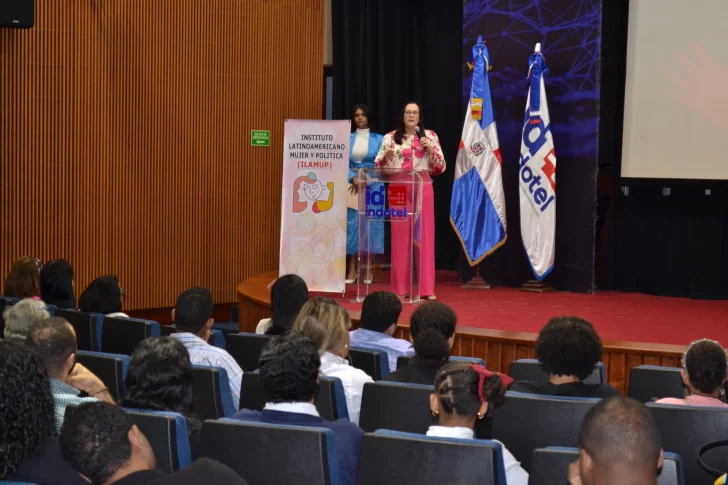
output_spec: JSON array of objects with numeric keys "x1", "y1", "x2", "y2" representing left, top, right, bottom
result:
[
  {"x1": 256, "y1": 273, "x2": 310, "y2": 335},
  {"x1": 349, "y1": 291, "x2": 413, "y2": 371},
  {"x1": 293, "y1": 297, "x2": 373, "y2": 425},
  {"x1": 383, "y1": 301, "x2": 457, "y2": 385},
  {"x1": 655, "y1": 338, "x2": 728, "y2": 407},
  {"x1": 41, "y1": 258, "x2": 77, "y2": 310},
  {"x1": 79, "y1": 274, "x2": 129, "y2": 317},
  {"x1": 231, "y1": 332, "x2": 364, "y2": 485},
  {"x1": 429, "y1": 362, "x2": 528, "y2": 485},
  {"x1": 27, "y1": 317, "x2": 114, "y2": 430},
  {"x1": 510, "y1": 316, "x2": 620, "y2": 398},
  {"x1": 0, "y1": 340, "x2": 86, "y2": 485},
  {"x1": 61, "y1": 402, "x2": 249, "y2": 485},
  {"x1": 122, "y1": 337, "x2": 202, "y2": 459},
  {"x1": 3, "y1": 255, "x2": 43, "y2": 298},
  {"x1": 171, "y1": 287, "x2": 242, "y2": 410},
  {"x1": 568, "y1": 396, "x2": 663, "y2": 485},
  {"x1": 2, "y1": 296, "x2": 50, "y2": 340}
]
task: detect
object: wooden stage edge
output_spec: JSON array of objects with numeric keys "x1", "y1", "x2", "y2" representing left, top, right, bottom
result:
[{"x1": 237, "y1": 272, "x2": 686, "y2": 395}]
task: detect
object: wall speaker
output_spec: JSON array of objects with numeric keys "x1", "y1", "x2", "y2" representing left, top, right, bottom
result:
[{"x1": 0, "y1": 0, "x2": 34, "y2": 29}]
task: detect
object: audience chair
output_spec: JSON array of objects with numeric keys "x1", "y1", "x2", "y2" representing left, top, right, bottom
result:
[
  {"x1": 647, "y1": 402, "x2": 728, "y2": 484},
  {"x1": 55, "y1": 308, "x2": 103, "y2": 351},
  {"x1": 201, "y1": 419, "x2": 340, "y2": 485},
  {"x1": 101, "y1": 316, "x2": 160, "y2": 355},
  {"x1": 160, "y1": 325, "x2": 175, "y2": 336},
  {"x1": 124, "y1": 409, "x2": 192, "y2": 473},
  {"x1": 359, "y1": 381, "x2": 491, "y2": 438},
  {"x1": 239, "y1": 370, "x2": 348, "y2": 421},
  {"x1": 357, "y1": 430, "x2": 507, "y2": 485},
  {"x1": 0, "y1": 295, "x2": 18, "y2": 337},
  {"x1": 507, "y1": 359, "x2": 605, "y2": 385},
  {"x1": 349, "y1": 346, "x2": 390, "y2": 380},
  {"x1": 627, "y1": 365, "x2": 683, "y2": 403},
  {"x1": 396, "y1": 355, "x2": 487, "y2": 369},
  {"x1": 490, "y1": 391, "x2": 599, "y2": 472},
  {"x1": 529, "y1": 446, "x2": 685, "y2": 485},
  {"x1": 191, "y1": 365, "x2": 236, "y2": 420},
  {"x1": 76, "y1": 350, "x2": 129, "y2": 402},
  {"x1": 225, "y1": 332, "x2": 272, "y2": 371}
]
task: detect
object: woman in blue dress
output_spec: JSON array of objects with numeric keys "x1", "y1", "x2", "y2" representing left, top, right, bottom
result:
[{"x1": 347, "y1": 104, "x2": 384, "y2": 283}]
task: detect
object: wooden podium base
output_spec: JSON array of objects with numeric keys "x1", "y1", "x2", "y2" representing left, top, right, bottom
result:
[
  {"x1": 460, "y1": 276, "x2": 492, "y2": 290},
  {"x1": 519, "y1": 280, "x2": 557, "y2": 293}
]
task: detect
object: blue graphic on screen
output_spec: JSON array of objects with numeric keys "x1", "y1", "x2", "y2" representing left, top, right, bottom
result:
[{"x1": 463, "y1": 0, "x2": 601, "y2": 158}]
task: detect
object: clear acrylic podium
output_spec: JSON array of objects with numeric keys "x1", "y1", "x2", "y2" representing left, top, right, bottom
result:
[{"x1": 355, "y1": 167, "x2": 432, "y2": 303}]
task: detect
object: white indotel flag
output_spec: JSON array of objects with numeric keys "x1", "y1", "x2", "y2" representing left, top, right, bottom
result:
[
  {"x1": 279, "y1": 119, "x2": 350, "y2": 292},
  {"x1": 519, "y1": 44, "x2": 556, "y2": 280}
]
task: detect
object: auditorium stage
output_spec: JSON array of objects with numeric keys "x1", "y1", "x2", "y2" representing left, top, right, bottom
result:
[
  {"x1": 238, "y1": 271, "x2": 728, "y2": 347},
  {"x1": 237, "y1": 271, "x2": 728, "y2": 393}
]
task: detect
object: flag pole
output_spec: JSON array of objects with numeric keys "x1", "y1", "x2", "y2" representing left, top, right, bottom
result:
[{"x1": 460, "y1": 264, "x2": 492, "y2": 290}]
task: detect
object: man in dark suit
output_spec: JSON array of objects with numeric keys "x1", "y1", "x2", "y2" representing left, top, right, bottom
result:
[{"x1": 230, "y1": 331, "x2": 364, "y2": 485}]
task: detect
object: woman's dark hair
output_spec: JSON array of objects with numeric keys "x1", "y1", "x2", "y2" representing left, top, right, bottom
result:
[
  {"x1": 78, "y1": 275, "x2": 123, "y2": 315},
  {"x1": 40, "y1": 259, "x2": 75, "y2": 307},
  {"x1": 352, "y1": 103, "x2": 376, "y2": 132},
  {"x1": 393, "y1": 101, "x2": 425, "y2": 145},
  {"x1": 410, "y1": 302, "x2": 457, "y2": 360},
  {"x1": 267, "y1": 274, "x2": 310, "y2": 336},
  {"x1": 536, "y1": 316, "x2": 602, "y2": 381},
  {"x1": 3, "y1": 256, "x2": 41, "y2": 299},
  {"x1": 684, "y1": 339, "x2": 727, "y2": 395},
  {"x1": 0, "y1": 339, "x2": 56, "y2": 478},
  {"x1": 122, "y1": 337, "x2": 194, "y2": 416},
  {"x1": 433, "y1": 362, "x2": 507, "y2": 418}
]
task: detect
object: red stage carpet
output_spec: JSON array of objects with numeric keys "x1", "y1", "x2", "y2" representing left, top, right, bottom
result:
[{"x1": 334, "y1": 271, "x2": 728, "y2": 347}]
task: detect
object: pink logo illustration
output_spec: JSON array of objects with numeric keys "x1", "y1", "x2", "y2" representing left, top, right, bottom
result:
[{"x1": 292, "y1": 172, "x2": 334, "y2": 213}]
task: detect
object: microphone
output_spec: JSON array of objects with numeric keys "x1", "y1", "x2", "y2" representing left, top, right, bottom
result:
[{"x1": 415, "y1": 126, "x2": 422, "y2": 138}]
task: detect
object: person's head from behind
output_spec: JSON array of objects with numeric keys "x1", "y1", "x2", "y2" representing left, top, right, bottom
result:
[
  {"x1": 268, "y1": 274, "x2": 309, "y2": 336},
  {"x1": 172, "y1": 287, "x2": 214, "y2": 339},
  {"x1": 573, "y1": 396, "x2": 662, "y2": 485},
  {"x1": 0, "y1": 340, "x2": 56, "y2": 479},
  {"x1": 259, "y1": 331, "x2": 321, "y2": 404},
  {"x1": 293, "y1": 297, "x2": 351, "y2": 357},
  {"x1": 26, "y1": 317, "x2": 77, "y2": 381},
  {"x1": 360, "y1": 291, "x2": 402, "y2": 336},
  {"x1": 430, "y1": 362, "x2": 513, "y2": 430},
  {"x1": 2, "y1": 297, "x2": 51, "y2": 341},
  {"x1": 60, "y1": 402, "x2": 155, "y2": 485},
  {"x1": 79, "y1": 275, "x2": 124, "y2": 315},
  {"x1": 4, "y1": 256, "x2": 42, "y2": 298},
  {"x1": 123, "y1": 337, "x2": 193, "y2": 415},
  {"x1": 40, "y1": 259, "x2": 75, "y2": 302},
  {"x1": 681, "y1": 338, "x2": 727, "y2": 399},
  {"x1": 536, "y1": 316, "x2": 602, "y2": 381},
  {"x1": 409, "y1": 302, "x2": 457, "y2": 360}
]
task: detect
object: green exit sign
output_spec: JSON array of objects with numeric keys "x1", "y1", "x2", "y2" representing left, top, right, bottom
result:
[{"x1": 251, "y1": 130, "x2": 270, "y2": 147}]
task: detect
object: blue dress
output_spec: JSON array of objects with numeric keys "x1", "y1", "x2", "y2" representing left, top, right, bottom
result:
[{"x1": 347, "y1": 131, "x2": 384, "y2": 255}]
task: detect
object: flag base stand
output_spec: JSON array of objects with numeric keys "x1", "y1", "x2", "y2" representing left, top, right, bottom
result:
[
  {"x1": 519, "y1": 280, "x2": 556, "y2": 293},
  {"x1": 460, "y1": 267, "x2": 492, "y2": 290}
]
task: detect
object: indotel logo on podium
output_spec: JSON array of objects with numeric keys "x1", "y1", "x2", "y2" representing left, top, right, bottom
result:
[{"x1": 365, "y1": 185, "x2": 407, "y2": 220}]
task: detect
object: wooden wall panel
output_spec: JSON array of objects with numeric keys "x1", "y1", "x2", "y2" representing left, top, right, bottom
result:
[{"x1": 0, "y1": 1, "x2": 324, "y2": 309}]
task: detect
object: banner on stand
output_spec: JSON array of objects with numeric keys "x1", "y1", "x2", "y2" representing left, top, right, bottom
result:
[{"x1": 279, "y1": 119, "x2": 350, "y2": 292}]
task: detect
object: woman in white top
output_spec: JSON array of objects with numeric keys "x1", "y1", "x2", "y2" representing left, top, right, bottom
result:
[
  {"x1": 293, "y1": 297, "x2": 372, "y2": 425},
  {"x1": 78, "y1": 274, "x2": 129, "y2": 318},
  {"x1": 255, "y1": 274, "x2": 309, "y2": 335},
  {"x1": 428, "y1": 362, "x2": 528, "y2": 485}
]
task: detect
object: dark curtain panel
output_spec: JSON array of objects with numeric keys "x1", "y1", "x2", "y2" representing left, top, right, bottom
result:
[{"x1": 332, "y1": 0, "x2": 464, "y2": 269}]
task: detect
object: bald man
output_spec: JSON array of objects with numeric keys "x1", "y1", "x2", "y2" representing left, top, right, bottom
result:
[{"x1": 569, "y1": 396, "x2": 664, "y2": 485}]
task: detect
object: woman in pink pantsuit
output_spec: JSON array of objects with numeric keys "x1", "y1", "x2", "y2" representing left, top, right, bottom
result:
[{"x1": 375, "y1": 102, "x2": 446, "y2": 300}]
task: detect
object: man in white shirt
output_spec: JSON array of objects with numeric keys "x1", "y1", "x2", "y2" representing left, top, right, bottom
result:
[
  {"x1": 170, "y1": 287, "x2": 243, "y2": 410},
  {"x1": 348, "y1": 291, "x2": 413, "y2": 372}
]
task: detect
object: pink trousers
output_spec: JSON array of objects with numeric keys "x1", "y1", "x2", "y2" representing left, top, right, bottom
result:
[{"x1": 390, "y1": 182, "x2": 435, "y2": 296}]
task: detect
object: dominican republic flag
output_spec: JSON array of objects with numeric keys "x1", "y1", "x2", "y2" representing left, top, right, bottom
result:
[
  {"x1": 450, "y1": 36, "x2": 507, "y2": 266},
  {"x1": 519, "y1": 49, "x2": 556, "y2": 280}
]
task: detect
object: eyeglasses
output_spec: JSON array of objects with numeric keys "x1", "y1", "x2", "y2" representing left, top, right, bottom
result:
[{"x1": 404, "y1": 111, "x2": 419, "y2": 116}]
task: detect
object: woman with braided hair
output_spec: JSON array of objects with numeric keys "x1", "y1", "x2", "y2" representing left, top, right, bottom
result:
[{"x1": 428, "y1": 361, "x2": 528, "y2": 485}]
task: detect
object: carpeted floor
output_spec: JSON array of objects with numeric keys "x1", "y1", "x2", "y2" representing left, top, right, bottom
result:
[{"x1": 331, "y1": 270, "x2": 728, "y2": 346}]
